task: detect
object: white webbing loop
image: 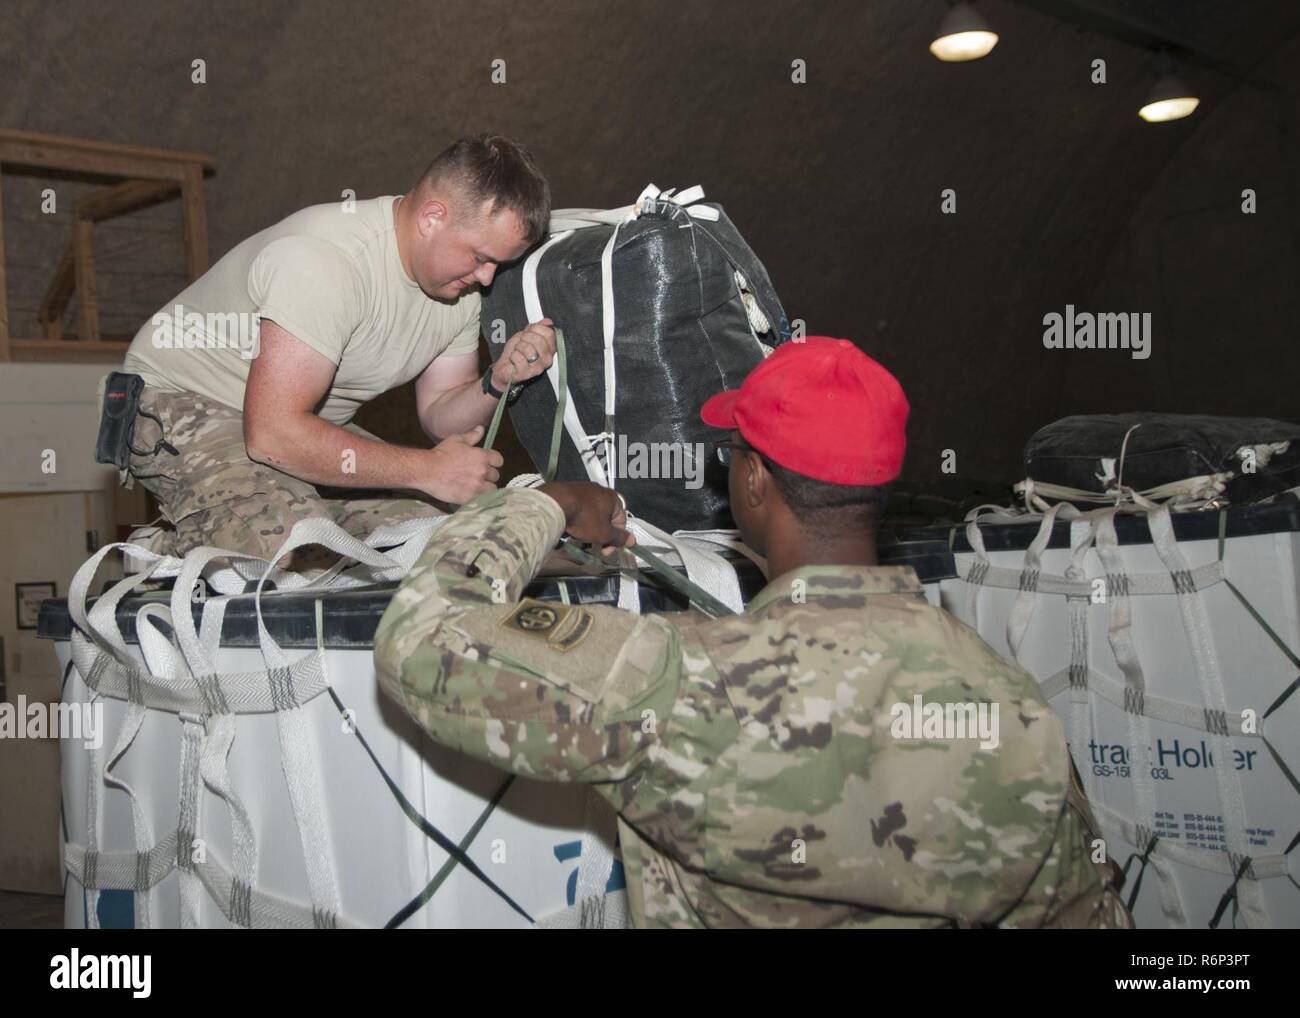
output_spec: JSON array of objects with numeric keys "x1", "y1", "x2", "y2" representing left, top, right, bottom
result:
[
  {"x1": 628, "y1": 518, "x2": 744, "y2": 616},
  {"x1": 534, "y1": 791, "x2": 629, "y2": 929},
  {"x1": 1014, "y1": 475, "x2": 1233, "y2": 513},
  {"x1": 1006, "y1": 505, "x2": 1062, "y2": 665},
  {"x1": 176, "y1": 713, "x2": 205, "y2": 928},
  {"x1": 599, "y1": 225, "x2": 620, "y2": 485},
  {"x1": 1146, "y1": 507, "x2": 1269, "y2": 927},
  {"x1": 1063, "y1": 517, "x2": 1096, "y2": 801},
  {"x1": 1092, "y1": 511, "x2": 1189, "y2": 927}
]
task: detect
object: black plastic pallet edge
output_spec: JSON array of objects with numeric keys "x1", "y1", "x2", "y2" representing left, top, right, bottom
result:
[
  {"x1": 35, "y1": 499, "x2": 1299, "y2": 648},
  {"x1": 879, "y1": 497, "x2": 1300, "y2": 582},
  {"x1": 37, "y1": 565, "x2": 771, "y2": 650}
]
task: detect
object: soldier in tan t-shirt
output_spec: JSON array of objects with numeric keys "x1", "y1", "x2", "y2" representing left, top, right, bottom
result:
[{"x1": 112, "y1": 133, "x2": 555, "y2": 561}]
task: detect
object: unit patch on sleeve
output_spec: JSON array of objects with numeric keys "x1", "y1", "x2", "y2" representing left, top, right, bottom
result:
[{"x1": 500, "y1": 598, "x2": 594, "y2": 653}]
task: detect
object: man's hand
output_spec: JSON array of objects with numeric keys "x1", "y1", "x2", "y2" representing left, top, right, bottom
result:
[
  {"x1": 538, "y1": 481, "x2": 635, "y2": 554},
  {"x1": 415, "y1": 425, "x2": 504, "y2": 504},
  {"x1": 492, "y1": 318, "x2": 556, "y2": 389}
]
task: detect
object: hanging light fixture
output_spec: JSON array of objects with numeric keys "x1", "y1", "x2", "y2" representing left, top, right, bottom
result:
[
  {"x1": 930, "y1": 1, "x2": 999, "y2": 62},
  {"x1": 1139, "y1": 71, "x2": 1200, "y2": 122}
]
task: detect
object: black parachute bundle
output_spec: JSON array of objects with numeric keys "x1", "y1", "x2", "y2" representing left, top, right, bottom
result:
[
  {"x1": 1023, "y1": 413, "x2": 1300, "y2": 507},
  {"x1": 483, "y1": 190, "x2": 789, "y2": 532}
]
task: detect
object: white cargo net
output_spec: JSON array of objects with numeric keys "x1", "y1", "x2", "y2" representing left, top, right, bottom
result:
[
  {"x1": 63, "y1": 508, "x2": 747, "y2": 929},
  {"x1": 955, "y1": 498, "x2": 1297, "y2": 928}
]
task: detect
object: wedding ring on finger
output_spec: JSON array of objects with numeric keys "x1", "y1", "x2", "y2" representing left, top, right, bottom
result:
[{"x1": 525, "y1": 351, "x2": 540, "y2": 363}]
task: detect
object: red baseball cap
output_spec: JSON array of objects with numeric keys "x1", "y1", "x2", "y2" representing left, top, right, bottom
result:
[{"x1": 700, "y1": 337, "x2": 909, "y2": 485}]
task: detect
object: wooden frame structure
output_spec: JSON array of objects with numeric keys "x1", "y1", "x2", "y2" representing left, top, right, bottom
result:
[{"x1": 0, "y1": 129, "x2": 214, "y2": 362}]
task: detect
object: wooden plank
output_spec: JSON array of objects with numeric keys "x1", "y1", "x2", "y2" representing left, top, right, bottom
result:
[
  {"x1": 72, "y1": 219, "x2": 99, "y2": 342},
  {"x1": 0, "y1": 129, "x2": 214, "y2": 169},
  {"x1": 75, "y1": 178, "x2": 179, "y2": 223},
  {"x1": 37, "y1": 182, "x2": 180, "y2": 344},
  {"x1": 37, "y1": 243, "x2": 75, "y2": 340},
  {"x1": 180, "y1": 163, "x2": 209, "y2": 280},
  {"x1": 0, "y1": 168, "x2": 8, "y2": 361},
  {"x1": 0, "y1": 138, "x2": 189, "y2": 183},
  {"x1": 8, "y1": 339, "x2": 131, "y2": 363}
]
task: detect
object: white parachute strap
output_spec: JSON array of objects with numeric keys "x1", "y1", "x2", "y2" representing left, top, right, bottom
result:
[
  {"x1": 82, "y1": 703, "x2": 104, "y2": 929},
  {"x1": 248, "y1": 516, "x2": 410, "y2": 929},
  {"x1": 522, "y1": 230, "x2": 610, "y2": 488},
  {"x1": 599, "y1": 225, "x2": 619, "y2": 485},
  {"x1": 669, "y1": 528, "x2": 769, "y2": 575},
  {"x1": 1087, "y1": 794, "x2": 1293, "y2": 883},
  {"x1": 124, "y1": 543, "x2": 304, "y2": 594},
  {"x1": 546, "y1": 183, "x2": 718, "y2": 233},
  {"x1": 1015, "y1": 475, "x2": 1233, "y2": 514},
  {"x1": 67, "y1": 515, "x2": 449, "y2": 714},
  {"x1": 1092, "y1": 510, "x2": 1189, "y2": 927},
  {"x1": 617, "y1": 567, "x2": 641, "y2": 614},
  {"x1": 67, "y1": 515, "x2": 458, "y2": 929},
  {"x1": 176, "y1": 710, "x2": 204, "y2": 928},
  {"x1": 131, "y1": 605, "x2": 193, "y2": 930},
  {"x1": 1062, "y1": 518, "x2": 1096, "y2": 804},
  {"x1": 174, "y1": 581, "x2": 261, "y2": 929},
  {"x1": 627, "y1": 517, "x2": 744, "y2": 615},
  {"x1": 535, "y1": 791, "x2": 629, "y2": 929},
  {"x1": 1006, "y1": 505, "x2": 1063, "y2": 665},
  {"x1": 953, "y1": 516, "x2": 1226, "y2": 600},
  {"x1": 962, "y1": 511, "x2": 996, "y2": 633},
  {"x1": 1146, "y1": 506, "x2": 1269, "y2": 927},
  {"x1": 176, "y1": 594, "x2": 233, "y2": 930},
  {"x1": 75, "y1": 547, "x2": 169, "y2": 929}
]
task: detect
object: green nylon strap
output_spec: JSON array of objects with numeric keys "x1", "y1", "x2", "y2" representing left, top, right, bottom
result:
[
  {"x1": 1260, "y1": 734, "x2": 1300, "y2": 802},
  {"x1": 1217, "y1": 509, "x2": 1300, "y2": 678},
  {"x1": 323, "y1": 683, "x2": 533, "y2": 925},
  {"x1": 1209, "y1": 853, "x2": 1254, "y2": 929},
  {"x1": 628, "y1": 544, "x2": 738, "y2": 617},
  {"x1": 59, "y1": 659, "x2": 74, "y2": 851},
  {"x1": 561, "y1": 539, "x2": 738, "y2": 618},
  {"x1": 482, "y1": 364, "x2": 516, "y2": 453},
  {"x1": 485, "y1": 327, "x2": 564, "y2": 477},
  {"x1": 384, "y1": 775, "x2": 516, "y2": 929},
  {"x1": 560, "y1": 539, "x2": 654, "y2": 592},
  {"x1": 1122, "y1": 831, "x2": 1161, "y2": 914}
]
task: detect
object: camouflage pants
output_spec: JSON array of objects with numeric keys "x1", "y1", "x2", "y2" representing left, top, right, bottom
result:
[{"x1": 126, "y1": 387, "x2": 445, "y2": 562}]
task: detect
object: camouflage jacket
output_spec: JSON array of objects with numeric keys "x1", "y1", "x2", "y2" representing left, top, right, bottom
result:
[{"x1": 374, "y1": 488, "x2": 1120, "y2": 928}]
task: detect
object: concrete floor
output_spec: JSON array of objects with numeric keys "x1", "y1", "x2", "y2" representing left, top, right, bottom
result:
[{"x1": 0, "y1": 890, "x2": 64, "y2": 929}]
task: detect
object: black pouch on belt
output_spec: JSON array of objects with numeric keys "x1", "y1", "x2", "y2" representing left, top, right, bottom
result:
[{"x1": 95, "y1": 372, "x2": 176, "y2": 470}]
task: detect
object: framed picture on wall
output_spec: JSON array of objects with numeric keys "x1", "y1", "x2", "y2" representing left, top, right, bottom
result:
[{"x1": 16, "y1": 581, "x2": 56, "y2": 631}]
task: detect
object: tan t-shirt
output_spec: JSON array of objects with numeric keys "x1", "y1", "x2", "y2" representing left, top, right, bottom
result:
[{"x1": 123, "y1": 195, "x2": 481, "y2": 425}]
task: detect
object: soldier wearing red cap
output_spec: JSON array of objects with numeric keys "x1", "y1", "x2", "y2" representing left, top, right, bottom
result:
[{"x1": 374, "y1": 337, "x2": 1130, "y2": 929}]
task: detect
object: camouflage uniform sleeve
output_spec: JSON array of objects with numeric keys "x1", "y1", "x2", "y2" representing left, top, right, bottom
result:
[{"x1": 373, "y1": 486, "x2": 682, "y2": 784}]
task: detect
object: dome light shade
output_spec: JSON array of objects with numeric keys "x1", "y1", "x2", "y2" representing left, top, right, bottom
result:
[
  {"x1": 1139, "y1": 74, "x2": 1199, "y2": 122},
  {"x1": 930, "y1": 2, "x2": 999, "y2": 62}
]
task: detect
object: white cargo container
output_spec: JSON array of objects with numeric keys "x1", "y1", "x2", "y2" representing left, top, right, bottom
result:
[
  {"x1": 42, "y1": 574, "x2": 664, "y2": 929},
  {"x1": 881, "y1": 500, "x2": 1300, "y2": 929}
]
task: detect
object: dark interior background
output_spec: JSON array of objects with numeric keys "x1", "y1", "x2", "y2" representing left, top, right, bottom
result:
[{"x1": 3, "y1": 0, "x2": 1298, "y2": 499}]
